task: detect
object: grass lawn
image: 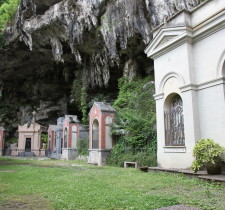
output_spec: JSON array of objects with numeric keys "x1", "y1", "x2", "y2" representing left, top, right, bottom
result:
[{"x1": 0, "y1": 157, "x2": 224, "y2": 210}]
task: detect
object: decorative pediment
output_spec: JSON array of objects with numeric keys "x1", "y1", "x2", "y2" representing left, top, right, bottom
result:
[
  {"x1": 154, "y1": 35, "x2": 176, "y2": 49},
  {"x1": 145, "y1": 26, "x2": 189, "y2": 59}
]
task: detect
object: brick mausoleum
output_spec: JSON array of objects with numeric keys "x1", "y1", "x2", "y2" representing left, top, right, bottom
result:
[
  {"x1": 48, "y1": 115, "x2": 89, "y2": 160},
  {"x1": 88, "y1": 102, "x2": 116, "y2": 166}
]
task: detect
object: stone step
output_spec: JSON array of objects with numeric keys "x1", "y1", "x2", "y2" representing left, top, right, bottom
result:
[
  {"x1": 198, "y1": 175, "x2": 225, "y2": 182},
  {"x1": 148, "y1": 167, "x2": 225, "y2": 182}
]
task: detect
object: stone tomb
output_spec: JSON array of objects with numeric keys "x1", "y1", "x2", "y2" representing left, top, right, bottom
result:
[
  {"x1": 0, "y1": 126, "x2": 5, "y2": 156},
  {"x1": 48, "y1": 115, "x2": 84, "y2": 160},
  {"x1": 15, "y1": 112, "x2": 44, "y2": 157},
  {"x1": 61, "y1": 115, "x2": 80, "y2": 160},
  {"x1": 145, "y1": 0, "x2": 225, "y2": 169},
  {"x1": 88, "y1": 102, "x2": 116, "y2": 166}
]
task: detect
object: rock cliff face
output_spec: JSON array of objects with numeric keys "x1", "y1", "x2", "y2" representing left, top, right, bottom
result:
[{"x1": 0, "y1": 0, "x2": 203, "y2": 135}]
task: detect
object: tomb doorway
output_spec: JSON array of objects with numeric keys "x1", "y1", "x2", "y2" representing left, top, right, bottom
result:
[{"x1": 25, "y1": 138, "x2": 31, "y2": 152}]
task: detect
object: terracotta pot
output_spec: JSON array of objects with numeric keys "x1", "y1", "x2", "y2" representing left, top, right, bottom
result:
[{"x1": 206, "y1": 161, "x2": 222, "y2": 175}]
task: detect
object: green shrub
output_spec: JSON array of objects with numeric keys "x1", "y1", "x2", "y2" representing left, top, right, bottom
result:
[
  {"x1": 0, "y1": 0, "x2": 20, "y2": 50},
  {"x1": 108, "y1": 147, "x2": 157, "y2": 167},
  {"x1": 108, "y1": 76, "x2": 157, "y2": 167},
  {"x1": 112, "y1": 76, "x2": 156, "y2": 151},
  {"x1": 41, "y1": 133, "x2": 48, "y2": 149},
  {"x1": 191, "y1": 139, "x2": 225, "y2": 172},
  {"x1": 77, "y1": 138, "x2": 88, "y2": 156},
  {"x1": 6, "y1": 137, "x2": 17, "y2": 144},
  {"x1": 71, "y1": 78, "x2": 88, "y2": 124}
]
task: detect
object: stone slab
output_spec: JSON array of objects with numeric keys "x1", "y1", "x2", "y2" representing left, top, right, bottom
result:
[
  {"x1": 148, "y1": 167, "x2": 225, "y2": 182},
  {"x1": 198, "y1": 175, "x2": 225, "y2": 182}
]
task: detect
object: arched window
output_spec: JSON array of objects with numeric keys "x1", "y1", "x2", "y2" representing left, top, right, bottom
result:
[
  {"x1": 64, "y1": 128, "x2": 68, "y2": 148},
  {"x1": 164, "y1": 94, "x2": 185, "y2": 146},
  {"x1": 72, "y1": 126, "x2": 77, "y2": 149},
  {"x1": 105, "y1": 116, "x2": 113, "y2": 149},
  {"x1": 92, "y1": 119, "x2": 99, "y2": 149}
]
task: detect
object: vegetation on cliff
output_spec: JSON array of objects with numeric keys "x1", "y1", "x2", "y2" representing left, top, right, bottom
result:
[
  {"x1": 0, "y1": 0, "x2": 19, "y2": 49},
  {"x1": 0, "y1": 0, "x2": 19, "y2": 30},
  {"x1": 108, "y1": 76, "x2": 157, "y2": 167}
]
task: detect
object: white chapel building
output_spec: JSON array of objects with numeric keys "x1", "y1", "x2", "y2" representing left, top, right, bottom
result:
[{"x1": 145, "y1": 0, "x2": 225, "y2": 169}]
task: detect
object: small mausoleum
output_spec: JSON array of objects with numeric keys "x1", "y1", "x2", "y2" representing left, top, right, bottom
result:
[
  {"x1": 145, "y1": 0, "x2": 225, "y2": 169},
  {"x1": 88, "y1": 102, "x2": 116, "y2": 166},
  {"x1": 61, "y1": 115, "x2": 80, "y2": 160},
  {"x1": 48, "y1": 115, "x2": 88, "y2": 160},
  {"x1": 15, "y1": 111, "x2": 44, "y2": 157},
  {"x1": 0, "y1": 126, "x2": 5, "y2": 156}
]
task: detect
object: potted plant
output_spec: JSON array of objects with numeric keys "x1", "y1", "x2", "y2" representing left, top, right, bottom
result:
[{"x1": 191, "y1": 139, "x2": 225, "y2": 175}]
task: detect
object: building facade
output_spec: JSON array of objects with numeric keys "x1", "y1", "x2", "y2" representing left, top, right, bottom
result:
[
  {"x1": 145, "y1": 0, "x2": 225, "y2": 169},
  {"x1": 61, "y1": 115, "x2": 80, "y2": 160},
  {"x1": 88, "y1": 102, "x2": 116, "y2": 166},
  {"x1": 48, "y1": 115, "x2": 88, "y2": 160},
  {"x1": 14, "y1": 112, "x2": 44, "y2": 157}
]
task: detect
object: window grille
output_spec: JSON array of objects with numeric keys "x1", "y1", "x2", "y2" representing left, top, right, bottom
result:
[{"x1": 164, "y1": 95, "x2": 185, "y2": 146}]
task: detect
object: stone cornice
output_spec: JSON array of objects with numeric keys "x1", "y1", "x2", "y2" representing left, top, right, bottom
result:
[
  {"x1": 155, "y1": 77, "x2": 225, "y2": 97},
  {"x1": 153, "y1": 93, "x2": 164, "y2": 100},
  {"x1": 145, "y1": 8, "x2": 225, "y2": 60}
]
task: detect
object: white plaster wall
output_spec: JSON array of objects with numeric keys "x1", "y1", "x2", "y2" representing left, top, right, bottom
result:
[
  {"x1": 191, "y1": 0, "x2": 225, "y2": 27},
  {"x1": 154, "y1": 44, "x2": 191, "y2": 93},
  {"x1": 193, "y1": 28, "x2": 225, "y2": 83},
  {"x1": 197, "y1": 84, "x2": 225, "y2": 147},
  {"x1": 156, "y1": 80, "x2": 198, "y2": 169},
  {"x1": 156, "y1": 97, "x2": 195, "y2": 169}
]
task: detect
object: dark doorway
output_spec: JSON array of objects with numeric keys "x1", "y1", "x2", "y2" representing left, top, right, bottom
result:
[{"x1": 25, "y1": 138, "x2": 31, "y2": 152}]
